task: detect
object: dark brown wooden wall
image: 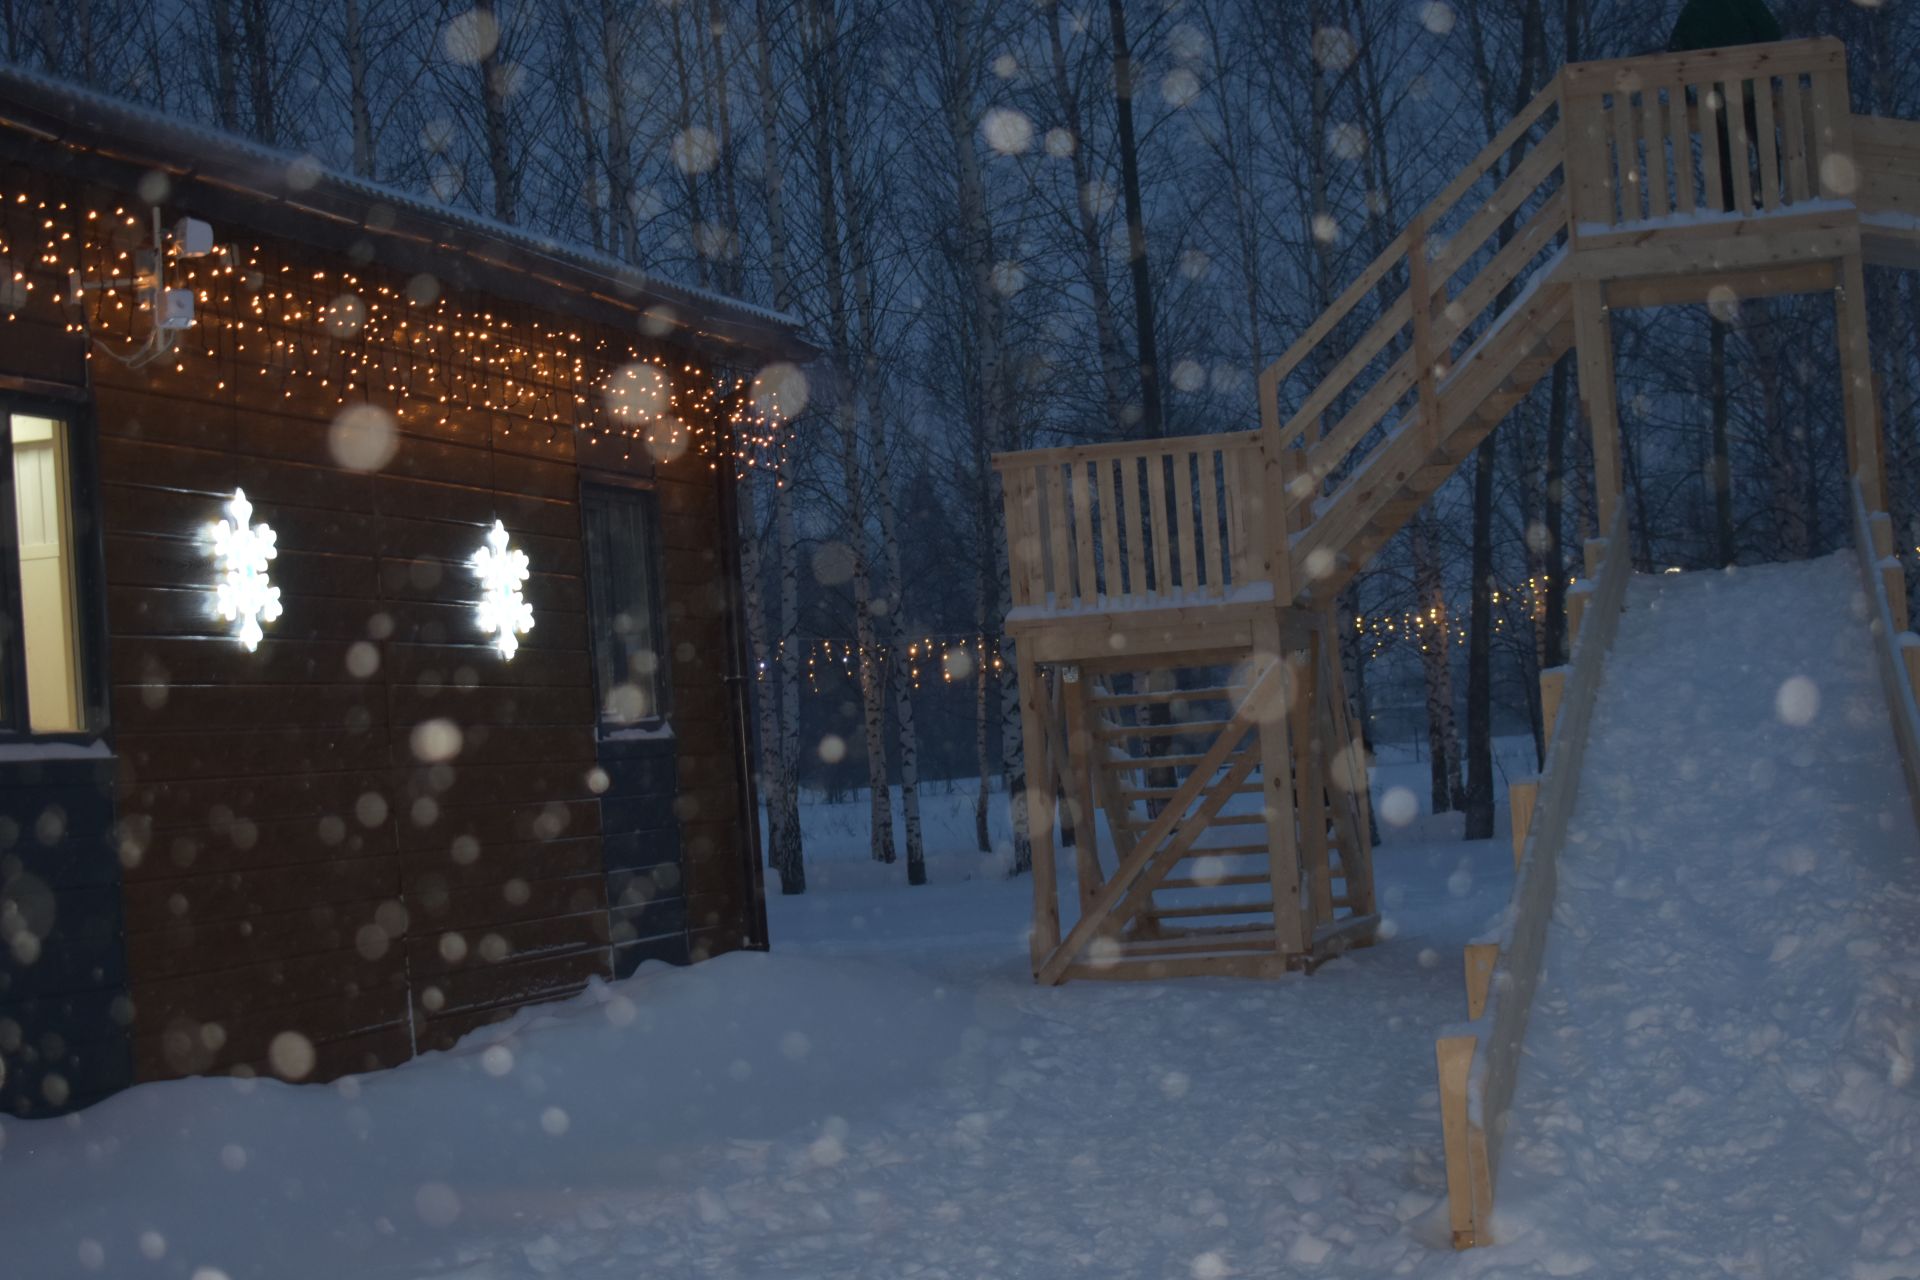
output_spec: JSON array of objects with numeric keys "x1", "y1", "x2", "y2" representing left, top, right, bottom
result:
[{"x1": 87, "y1": 305, "x2": 756, "y2": 1085}]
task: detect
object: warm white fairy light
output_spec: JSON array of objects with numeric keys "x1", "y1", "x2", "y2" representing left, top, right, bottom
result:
[
  {"x1": 471, "y1": 519, "x2": 534, "y2": 660},
  {"x1": 211, "y1": 487, "x2": 281, "y2": 651}
]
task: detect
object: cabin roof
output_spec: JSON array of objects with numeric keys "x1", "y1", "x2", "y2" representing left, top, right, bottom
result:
[{"x1": 0, "y1": 65, "x2": 815, "y2": 362}]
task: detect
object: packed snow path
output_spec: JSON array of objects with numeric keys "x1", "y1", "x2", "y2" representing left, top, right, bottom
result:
[{"x1": 1485, "y1": 556, "x2": 1920, "y2": 1276}]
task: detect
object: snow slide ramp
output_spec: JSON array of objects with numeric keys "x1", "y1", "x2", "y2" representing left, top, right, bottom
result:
[{"x1": 1440, "y1": 544, "x2": 1920, "y2": 1266}]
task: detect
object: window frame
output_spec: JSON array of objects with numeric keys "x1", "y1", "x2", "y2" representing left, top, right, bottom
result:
[
  {"x1": 0, "y1": 392, "x2": 111, "y2": 744},
  {"x1": 579, "y1": 477, "x2": 673, "y2": 738}
]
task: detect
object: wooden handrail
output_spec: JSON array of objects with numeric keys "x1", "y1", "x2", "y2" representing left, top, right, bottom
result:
[
  {"x1": 991, "y1": 430, "x2": 1261, "y2": 472},
  {"x1": 1559, "y1": 35, "x2": 1843, "y2": 97},
  {"x1": 1257, "y1": 74, "x2": 1563, "y2": 412},
  {"x1": 1852, "y1": 482, "x2": 1920, "y2": 834}
]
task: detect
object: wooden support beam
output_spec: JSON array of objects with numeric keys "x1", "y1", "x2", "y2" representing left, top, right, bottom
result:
[
  {"x1": 1509, "y1": 778, "x2": 1538, "y2": 871},
  {"x1": 1017, "y1": 654, "x2": 1061, "y2": 975},
  {"x1": 1567, "y1": 581, "x2": 1591, "y2": 642},
  {"x1": 1059, "y1": 667, "x2": 1105, "y2": 915},
  {"x1": 1464, "y1": 943, "x2": 1498, "y2": 1019},
  {"x1": 1836, "y1": 253, "x2": 1886, "y2": 512},
  {"x1": 1290, "y1": 640, "x2": 1335, "y2": 931},
  {"x1": 1571, "y1": 278, "x2": 1623, "y2": 535},
  {"x1": 1255, "y1": 612, "x2": 1308, "y2": 957},
  {"x1": 1540, "y1": 667, "x2": 1568, "y2": 751}
]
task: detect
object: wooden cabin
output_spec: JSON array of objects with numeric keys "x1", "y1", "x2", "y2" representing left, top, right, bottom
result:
[{"x1": 0, "y1": 70, "x2": 807, "y2": 1116}]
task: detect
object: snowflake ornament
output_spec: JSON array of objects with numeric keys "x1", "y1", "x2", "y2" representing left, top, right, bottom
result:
[
  {"x1": 211, "y1": 487, "x2": 282, "y2": 652},
  {"x1": 471, "y1": 519, "x2": 534, "y2": 660}
]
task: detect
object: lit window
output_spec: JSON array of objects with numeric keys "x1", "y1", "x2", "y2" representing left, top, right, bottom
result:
[
  {"x1": 581, "y1": 485, "x2": 670, "y2": 732},
  {"x1": 4, "y1": 412, "x2": 86, "y2": 733}
]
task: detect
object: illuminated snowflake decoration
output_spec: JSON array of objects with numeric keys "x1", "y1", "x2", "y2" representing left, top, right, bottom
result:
[
  {"x1": 211, "y1": 487, "x2": 282, "y2": 652},
  {"x1": 470, "y1": 519, "x2": 534, "y2": 660}
]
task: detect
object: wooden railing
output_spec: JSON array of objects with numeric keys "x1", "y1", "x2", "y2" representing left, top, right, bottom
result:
[
  {"x1": 1851, "y1": 482, "x2": 1920, "y2": 834},
  {"x1": 1561, "y1": 39, "x2": 1852, "y2": 232},
  {"x1": 1269, "y1": 81, "x2": 1572, "y2": 591},
  {"x1": 1433, "y1": 505, "x2": 1632, "y2": 1248},
  {"x1": 996, "y1": 432, "x2": 1273, "y2": 613}
]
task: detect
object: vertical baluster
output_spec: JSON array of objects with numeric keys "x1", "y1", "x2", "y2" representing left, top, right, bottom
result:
[
  {"x1": 1044, "y1": 462, "x2": 1072, "y2": 607},
  {"x1": 1643, "y1": 84, "x2": 1669, "y2": 217},
  {"x1": 1198, "y1": 448, "x2": 1224, "y2": 596},
  {"x1": 1668, "y1": 82, "x2": 1697, "y2": 215},
  {"x1": 1008, "y1": 469, "x2": 1040, "y2": 606},
  {"x1": 1147, "y1": 450, "x2": 1172, "y2": 597},
  {"x1": 1727, "y1": 79, "x2": 1754, "y2": 215},
  {"x1": 1123, "y1": 456, "x2": 1148, "y2": 600},
  {"x1": 1173, "y1": 450, "x2": 1200, "y2": 595},
  {"x1": 1070, "y1": 459, "x2": 1099, "y2": 604},
  {"x1": 1099, "y1": 454, "x2": 1127, "y2": 598},
  {"x1": 1780, "y1": 71, "x2": 1811, "y2": 203},
  {"x1": 1610, "y1": 84, "x2": 1640, "y2": 223},
  {"x1": 1228, "y1": 445, "x2": 1259, "y2": 587},
  {"x1": 1810, "y1": 69, "x2": 1844, "y2": 199},
  {"x1": 1695, "y1": 81, "x2": 1725, "y2": 214},
  {"x1": 1753, "y1": 75, "x2": 1781, "y2": 210}
]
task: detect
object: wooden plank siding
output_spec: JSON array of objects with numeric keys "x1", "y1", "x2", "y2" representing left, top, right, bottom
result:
[{"x1": 0, "y1": 172, "x2": 765, "y2": 1093}]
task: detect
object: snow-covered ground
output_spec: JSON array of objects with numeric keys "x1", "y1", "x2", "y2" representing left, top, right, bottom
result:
[{"x1": 3, "y1": 562, "x2": 1916, "y2": 1280}]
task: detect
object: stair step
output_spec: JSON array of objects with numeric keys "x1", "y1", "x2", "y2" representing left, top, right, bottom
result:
[{"x1": 1155, "y1": 873, "x2": 1272, "y2": 890}]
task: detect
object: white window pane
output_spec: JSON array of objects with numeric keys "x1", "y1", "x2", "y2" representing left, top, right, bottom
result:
[{"x1": 11, "y1": 414, "x2": 83, "y2": 733}]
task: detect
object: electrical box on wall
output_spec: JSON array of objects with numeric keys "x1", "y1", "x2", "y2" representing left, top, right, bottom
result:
[
  {"x1": 172, "y1": 217, "x2": 215, "y2": 258},
  {"x1": 157, "y1": 288, "x2": 195, "y2": 330}
]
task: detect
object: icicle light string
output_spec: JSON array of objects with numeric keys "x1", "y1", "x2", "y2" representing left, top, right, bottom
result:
[{"x1": 0, "y1": 191, "x2": 792, "y2": 475}]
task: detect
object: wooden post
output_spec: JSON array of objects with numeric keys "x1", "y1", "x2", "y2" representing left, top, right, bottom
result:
[
  {"x1": 1884, "y1": 561, "x2": 1909, "y2": 630},
  {"x1": 1017, "y1": 653, "x2": 1061, "y2": 976},
  {"x1": 1870, "y1": 511, "x2": 1894, "y2": 561},
  {"x1": 1464, "y1": 943, "x2": 1498, "y2": 1019},
  {"x1": 1540, "y1": 667, "x2": 1567, "y2": 752},
  {"x1": 1255, "y1": 612, "x2": 1308, "y2": 957},
  {"x1": 1904, "y1": 637, "x2": 1920, "y2": 699},
  {"x1": 1256, "y1": 369, "x2": 1296, "y2": 605},
  {"x1": 1508, "y1": 778, "x2": 1538, "y2": 871},
  {"x1": 1572, "y1": 279, "x2": 1624, "y2": 535},
  {"x1": 1290, "y1": 638, "x2": 1334, "y2": 931},
  {"x1": 1567, "y1": 582, "x2": 1591, "y2": 643},
  {"x1": 1583, "y1": 537, "x2": 1608, "y2": 580},
  {"x1": 1059, "y1": 666, "x2": 1105, "y2": 915},
  {"x1": 1836, "y1": 254, "x2": 1886, "y2": 513},
  {"x1": 1436, "y1": 1035, "x2": 1491, "y2": 1248}
]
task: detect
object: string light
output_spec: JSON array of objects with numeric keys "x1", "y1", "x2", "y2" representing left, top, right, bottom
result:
[{"x1": 0, "y1": 190, "x2": 794, "y2": 474}]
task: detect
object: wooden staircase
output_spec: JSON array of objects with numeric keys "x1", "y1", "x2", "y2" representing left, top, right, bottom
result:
[{"x1": 994, "y1": 37, "x2": 1920, "y2": 984}]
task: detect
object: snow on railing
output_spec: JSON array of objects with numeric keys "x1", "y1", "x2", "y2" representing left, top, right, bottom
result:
[
  {"x1": 1850, "y1": 481, "x2": 1920, "y2": 834},
  {"x1": 1432, "y1": 502, "x2": 1632, "y2": 1249}
]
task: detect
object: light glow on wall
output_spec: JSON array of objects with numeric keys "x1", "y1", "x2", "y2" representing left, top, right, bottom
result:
[
  {"x1": 471, "y1": 519, "x2": 534, "y2": 660},
  {"x1": 211, "y1": 488, "x2": 282, "y2": 652}
]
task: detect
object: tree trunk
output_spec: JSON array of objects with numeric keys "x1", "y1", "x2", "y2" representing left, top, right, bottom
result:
[
  {"x1": 343, "y1": 0, "x2": 374, "y2": 177},
  {"x1": 1411, "y1": 518, "x2": 1461, "y2": 814},
  {"x1": 754, "y1": 0, "x2": 804, "y2": 894},
  {"x1": 1543, "y1": 356, "x2": 1569, "y2": 670},
  {"x1": 1709, "y1": 314, "x2": 1736, "y2": 566},
  {"x1": 1105, "y1": 0, "x2": 1163, "y2": 437},
  {"x1": 243, "y1": 0, "x2": 274, "y2": 142},
  {"x1": 211, "y1": 0, "x2": 240, "y2": 131},
  {"x1": 474, "y1": 0, "x2": 516, "y2": 222},
  {"x1": 1464, "y1": 437, "x2": 1497, "y2": 841},
  {"x1": 600, "y1": 0, "x2": 635, "y2": 261},
  {"x1": 1047, "y1": 0, "x2": 1130, "y2": 437}
]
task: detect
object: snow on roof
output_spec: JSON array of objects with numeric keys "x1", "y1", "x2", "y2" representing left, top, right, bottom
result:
[{"x1": 0, "y1": 63, "x2": 815, "y2": 360}]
